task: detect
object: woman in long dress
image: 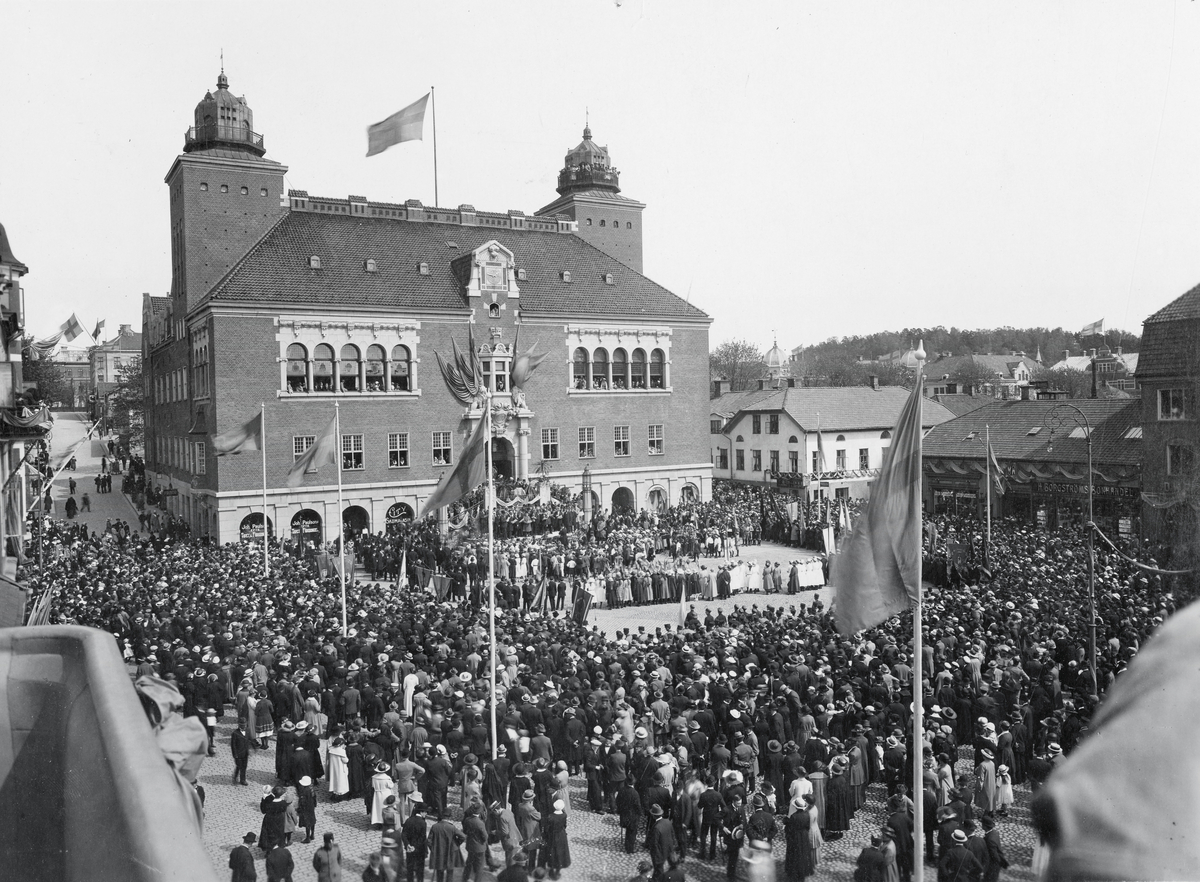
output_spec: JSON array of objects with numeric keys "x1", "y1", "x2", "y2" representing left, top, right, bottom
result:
[
  {"x1": 326, "y1": 736, "x2": 350, "y2": 801},
  {"x1": 823, "y1": 759, "x2": 852, "y2": 840},
  {"x1": 542, "y1": 799, "x2": 571, "y2": 879},
  {"x1": 553, "y1": 761, "x2": 571, "y2": 817},
  {"x1": 783, "y1": 802, "x2": 816, "y2": 882},
  {"x1": 370, "y1": 762, "x2": 396, "y2": 828}
]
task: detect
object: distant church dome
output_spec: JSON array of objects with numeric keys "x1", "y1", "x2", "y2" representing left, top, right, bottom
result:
[
  {"x1": 898, "y1": 348, "x2": 922, "y2": 369},
  {"x1": 764, "y1": 338, "x2": 790, "y2": 380}
]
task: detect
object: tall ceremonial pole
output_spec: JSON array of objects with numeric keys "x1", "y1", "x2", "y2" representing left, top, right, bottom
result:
[
  {"x1": 336, "y1": 402, "x2": 347, "y2": 636},
  {"x1": 261, "y1": 402, "x2": 269, "y2": 577},
  {"x1": 912, "y1": 343, "x2": 926, "y2": 882},
  {"x1": 486, "y1": 391, "x2": 498, "y2": 760},
  {"x1": 431, "y1": 86, "x2": 439, "y2": 208},
  {"x1": 985, "y1": 424, "x2": 993, "y2": 562}
]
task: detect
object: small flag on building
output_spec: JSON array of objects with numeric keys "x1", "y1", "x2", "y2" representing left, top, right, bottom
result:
[
  {"x1": 366, "y1": 93, "x2": 430, "y2": 157},
  {"x1": 286, "y1": 415, "x2": 337, "y2": 486},
  {"x1": 213, "y1": 412, "x2": 263, "y2": 456},
  {"x1": 1080, "y1": 318, "x2": 1104, "y2": 337},
  {"x1": 92, "y1": 319, "x2": 106, "y2": 341},
  {"x1": 59, "y1": 313, "x2": 85, "y2": 342}
]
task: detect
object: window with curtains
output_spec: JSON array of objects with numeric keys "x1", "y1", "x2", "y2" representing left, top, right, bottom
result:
[{"x1": 388, "y1": 433, "x2": 409, "y2": 468}]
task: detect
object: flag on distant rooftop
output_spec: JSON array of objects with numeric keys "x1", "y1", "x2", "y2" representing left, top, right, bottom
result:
[
  {"x1": 92, "y1": 319, "x2": 106, "y2": 341},
  {"x1": 366, "y1": 93, "x2": 430, "y2": 157},
  {"x1": 1080, "y1": 318, "x2": 1104, "y2": 337},
  {"x1": 831, "y1": 375, "x2": 924, "y2": 636}
]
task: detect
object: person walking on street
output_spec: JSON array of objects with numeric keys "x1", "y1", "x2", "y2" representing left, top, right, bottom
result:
[
  {"x1": 230, "y1": 832, "x2": 257, "y2": 882},
  {"x1": 312, "y1": 832, "x2": 342, "y2": 882}
]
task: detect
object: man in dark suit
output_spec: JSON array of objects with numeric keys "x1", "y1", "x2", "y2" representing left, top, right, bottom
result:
[
  {"x1": 229, "y1": 832, "x2": 257, "y2": 882},
  {"x1": 853, "y1": 835, "x2": 888, "y2": 882},
  {"x1": 401, "y1": 800, "x2": 428, "y2": 882},
  {"x1": 232, "y1": 722, "x2": 253, "y2": 785},
  {"x1": 648, "y1": 804, "x2": 678, "y2": 882},
  {"x1": 264, "y1": 841, "x2": 294, "y2": 882},
  {"x1": 981, "y1": 815, "x2": 1009, "y2": 882},
  {"x1": 937, "y1": 829, "x2": 983, "y2": 882}
]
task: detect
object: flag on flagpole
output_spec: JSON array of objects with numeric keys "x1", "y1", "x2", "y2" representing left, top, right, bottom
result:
[
  {"x1": 397, "y1": 549, "x2": 408, "y2": 591},
  {"x1": 572, "y1": 586, "x2": 594, "y2": 625},
  {"x1": 678, "y1": 579, "x2": 688, "y2": 629},
  {"x1": 213, "y1": 411, "x2": 263, "y2": 455},
  {"x1": 531, "y1": 575, "x2": 548, "y2": 612},
  {"x1": 816, "y1": 431, "x2": 827, "y2": 474},
  {"x1": 59, "y1": 313, "x2": 85, "y2": 341},
  {"x1": 987, "y1": 438, "x2": 1006, "y2": 496},
  {"x1": 831, "y1": 376, "x2": 924, "y2": 636},
  {"x1": 92, "y1": 319, "x2": 106, "y2": 341},
  {"x1": 1080, "y1": 318, "x2": 1104, "y2": 337},
  {"x1": 286, "y1": 415, "x2": 337, "y2": 487},
  {"x1": 366, "y1": 93, "x2": 430, "y2": 157},
  {"x1": 418, "y1": 415, "x2": 489, "y2": 518}
]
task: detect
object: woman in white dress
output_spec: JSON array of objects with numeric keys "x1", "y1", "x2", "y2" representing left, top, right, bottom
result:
[
  {"x1": 369, "y1": 762, "x2": 396, "y2": 828},
  {"x1": 327, "y1": 736, "x2": 350, "y2": 801}
]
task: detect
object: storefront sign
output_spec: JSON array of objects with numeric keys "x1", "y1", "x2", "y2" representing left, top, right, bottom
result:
[
  {"x1": 1032, "y1": 481, "x2": 1138, "y2": 500},
  {"x1": 385, "y1": 502, "x2": 413, "y2": 526}
]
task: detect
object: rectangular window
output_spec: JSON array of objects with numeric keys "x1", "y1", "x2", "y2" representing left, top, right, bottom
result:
[
  {"x1": 789, "y1": 451, "x2": 799, "y2": 473},
  {"x1": 752, "y1": 414, "x2": 762, "y2": 434},
  {"x1": 1160, "y1": 388, "x2": 1187, "y2": 420},
  {"x1": 1167, "y1": 442, "x2": 1195, "y2": 476},
  {"x1": 835, "y1": 486, "x2": 849, "y2": 501},
  {"x1": 769, "y1": 414, "x2": 779, "y2": 434},
  {"x1": 614, "y1": 425, "x2": 630, "y2": 457},
  {"x1": 736, "y1": 449, "x2": 745, "y2": 471},
  {"x1": 812, "y1": 450, "x2": 820, "y2": 473},
  {"x1": 578, "y1": 427, "x2": 595, "y2": 459},
  {"x1": 648, "y1": 424, "x2": 664, "y2": 455},
  {"x1": 341, "y1": 433, "x2": 364, "y2": 470},
  {"x1": 710, "y1": 419, "x2": 723, "y2": 434},
  {"x1": 718, "y1": 448, "x2": 729, "y2": 470},
  {"x1": 388, "y1": 432, "x2": 409, "y2": 468},
  {"x1": 751, "y1": 449, "x2": 762, "y2": 471},
  {"x1": 196, "y1": 441, "x2": 206, "y2": 475},
  {"x1": 541, "y1": 428, "x2": 559, "y2": 461},
  {"x1": 293, "y1": 435, "x2": 315, "y2": 461},
  {"x1": 859, "y1": 447, "x2": 870, "y2": 469},
  {"x1": 769, "y1": 450, "x2": 779, "y2": 473},
  {"x1": 836, "y1": 449, "x2": 847, "y2": 469},
  {"x1": 433, "y1": 431, "x2": 452, "y2": 465}
]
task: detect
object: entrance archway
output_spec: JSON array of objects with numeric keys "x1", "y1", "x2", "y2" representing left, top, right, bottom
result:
[
  {"x1": 239, "y1": 512, "x2": 273, "y2": 544},
  {"x1": 647, "y1": 486, "x2": 667, "y2": 512},
  {"x1": 680, "y1": 483, "x2": 698, "y2": 505},
  {"x1": 491, "y1": 437, "x2": 515, "y2": 481},
  {"x1": 385, "y1": 502, "x2": 414, "y2": 535},
  {"x1": 291, "y1": 509, "x2": 322, "y2": 548},
  {"x1": 611, "y1": 487, "x2": 635, "y2": 513},
  {"x1": 343, "y1": 505, "x2": 370, "y2": 540}
]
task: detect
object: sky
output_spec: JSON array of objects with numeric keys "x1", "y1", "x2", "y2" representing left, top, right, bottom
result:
[{"x1": 3, "y1": 1, "x2": 1199, "y2": 355}]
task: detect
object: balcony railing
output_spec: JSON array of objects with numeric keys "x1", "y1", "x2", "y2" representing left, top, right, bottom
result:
[{"x1": 184, "y1": 124, "x2": 265, "y2": 153}]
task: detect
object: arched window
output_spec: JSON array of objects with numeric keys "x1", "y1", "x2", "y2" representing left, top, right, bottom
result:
[
  {"x1": 612, "y1": 348, "x2": 628, "y2": 389},
  {"x1": 631, "y1": 348, "x2": 647, "y2": 389},
  {"x1": 573, "y1": 347, "x2": 589, "y2": 389},
  {"x1": 286, "y1": 343, "x2": 308, "y2": 393},
  {"x1": 592, "y1": 347, "x2": 609, "y2": 389},
  {"x1": 787, "y1": 435, "x2": 799, "y2": 444},
  {"x1": 390, "y1": 345, "x2": 411, "y2": 391},
  {"x1": 313, "y1": 344, "x2": 334, "y2": 392},
  {"x1": 880, "y1": 430, "x2": 892, "y2": 439},
  {"x1": 339, "y1": 344, "x2": 361, "y2": 392},
  {"x1": 836, "y1": 434, "x2": 846, "y2": 442},
  {"x1": 365, "y1": 344, "x2": 386, "y2": 392},
  {"x1": 650, "y1": 348, "x2": 665, "y2": 388}
]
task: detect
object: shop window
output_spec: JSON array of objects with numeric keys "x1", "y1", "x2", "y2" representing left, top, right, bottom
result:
[
  {"x1": 286, "y1": 343, "x2": 309, "y2": 392},
  {"x1": 339, "y1": 344, "x2": 361, "y2": 392},
  {"x1": 312, "y1": 344, "x2": 334, "y2": 392}
]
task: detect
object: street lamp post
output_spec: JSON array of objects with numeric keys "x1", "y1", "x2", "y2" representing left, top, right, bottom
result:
[{"x1": 1047, "y1": 403, "x2": 1096, "y2": 695}]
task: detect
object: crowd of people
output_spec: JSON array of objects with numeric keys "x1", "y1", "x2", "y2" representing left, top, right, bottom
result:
[{"x1": 22, "y1": 479, "x2": 1191, "y2": 882}]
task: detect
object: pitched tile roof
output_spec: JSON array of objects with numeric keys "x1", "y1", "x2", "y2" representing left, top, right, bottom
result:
[
  {"x1": 922, "y1": 399, "x2": 1141, "y2": 466},
  {"x1": 924, "y1": 353, "x2": 1038, "y2": 381},
  {"x1": 148, "y1": 296, "x2": 170, "y2": 317},
  {"x1": 728, "y1": 385, "x2": 955, "y2": 432},
  {"x1": 201, "y1": 211, "x2": 709, "y2": 321},
  {"x1": 933, "y1": 393, "x2": 992, "y2": 417},
  {"x1": 1047, "y1": 353, "x2": 1139, "y2": 374},
  {"x1": 1145, "y1": 281, "x2": 1200, "y2": 323},
  {"x1": 710, "y1": 387, "x2": 779, "y2": 419},
  {"x1": 1139, "y1": 284, "x2": 1200, "y2": 379}
]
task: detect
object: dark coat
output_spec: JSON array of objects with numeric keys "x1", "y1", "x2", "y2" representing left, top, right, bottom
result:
[
  {"x1": 259, "y1": 796, "x2": 288, "y2": 851},
  {"x1": 853, "y1": 846, "x2": 887, "y2": 882},
  {"x1": 229, "y1": 844, "x2": 256, "y2": 882},
  {"x1": 825, "y1": 774, "x2": 853, "y2": 833},
  {"x1": 784, "y1": 810, "x2": 816, "y2": 882},
  {"x1": 542, "y1": 810, "x2": 570, "y2": 869},
  {"x1": 617, "y1": 782, "x2": 644, "y2": 828},
  {"x1": 649, "y1": 818, "x2": 678, "y2": 866},
  {"x1": 401, "y1": 813, "x2": 428, "y2": 859},
  {"x1": 938, "y1": 843, "x2": 982, "y2": 882},
  {"x1": 232, "y1": 728, "x2": 253, "y2": 761},
  {"x1": 264, "y1": 845, "x2": 294, "y2": 882},
  {"x1": 427, "y1": 819, "x2": 464, "y2": 871}
]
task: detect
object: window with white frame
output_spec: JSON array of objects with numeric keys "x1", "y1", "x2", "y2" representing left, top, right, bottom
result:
[
  {"x1": 195, "y1": 441, "x2": 206, "y2": 475},
  {"x1": 1160, "y1": 388, "x2": 1187, "y2": 420},
  {"x1": 648, "y1": 424, "x2": 663, "y2": 455},
  {"x1": 433, "y1": 431, "x2": 452, "y2": 466},
  {"x1": 860, "y1": 448, "x2": 870, "y2": 469},
  {"x1": 836, "y1": 448, "x2": 847, "y2": 469},
  {"x1": 751, "y1": 449, "x2": 762, "y2": 471},
  {"x1": 293, "y1": 435, "x2": 315, "y2": 461},
  {"x1": 614, "y1": 425, "x2": 630, "y2": 457},
  {"x1": 769, "y1": 450, "x2": 779, "y2": 473},
  {"x1": 578, "y1": 427, "x2": 595, "y2": 459},
  {"x1": 1167, "y1": 442, "x2": 1194, "y2": 476},
  {"x1": 541, "y1": 428, "x2": 559, "y2": 461},
  {"x1": 341, "y1": 434, "x2": 364, "y2": 470},
  {"x1": 388, "y1": 432, "x2": 409, "y2": 468}
]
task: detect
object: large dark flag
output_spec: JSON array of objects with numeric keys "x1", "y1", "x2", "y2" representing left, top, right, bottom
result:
[
  {"x1": 418, "y1": 416, "x2": 488, "y2": 518},
  {"x1": 213, "y1": 411, "x2": 262, "y2": 456},
  {"x1": 831, "y1": 379, "x2": 923, "y2": 636},
  {"x1": 572, "y1": 586, "x2": 593, "y2": 625}
]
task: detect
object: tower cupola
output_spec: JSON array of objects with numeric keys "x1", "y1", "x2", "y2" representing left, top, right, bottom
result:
[
  {"x1": 184, "y1": 71, "x2": 265, "y2": 157},
  {"x1": 556, "y1": 125, "x2": 621, "y2": 196}
]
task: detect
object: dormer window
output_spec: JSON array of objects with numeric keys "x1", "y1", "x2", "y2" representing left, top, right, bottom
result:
[
  {"x1": 561, "y1": 271, "x2": 572, "y2": 282},
  {"x1": 418, "y1": 262, "x2": 430, "y2": 275},
  {"x1": 309, "y1": 256, "x2": 322, "y2": 270},
  {"x1": 604, "y1": 273, "x2": 614, "y2": 285},
  {"x1": 516, "y1": 268, "x2": 527, "y2": 281},
  {"x1": 364, "y1": 259, "x2": 378, "y2": 273}
]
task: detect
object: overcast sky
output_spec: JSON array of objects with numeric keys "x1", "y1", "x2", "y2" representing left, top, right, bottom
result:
[{"x1": 3, "y1": 1, "x2": 1198, "y2": 353}]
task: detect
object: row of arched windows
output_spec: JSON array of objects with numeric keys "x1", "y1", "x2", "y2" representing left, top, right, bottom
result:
[
  {"x1": 285, "y1": 343, "x2": 413, "y2": 394},
  {"x1": 572, "y1": 346, "x2": 666, "y2": 391}
]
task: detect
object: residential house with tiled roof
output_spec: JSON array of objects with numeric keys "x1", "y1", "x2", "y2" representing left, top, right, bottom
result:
[
  {"x1": 1139, "y1": 283, "x2": 1200, "y2": 545},
  {"x1": 923, "y1": 399, "x2": 1142, "y2": 533},
  {"x1": 922, "y1": 352, "x2": 1040, "y2": 400},
  {"x1": 1046, "y1": 347, "x2": 1140, "y2": 397},
  {"x1": 144, "y1": 72, "x2": 712, "y2": 544},
  {"x1": 712, "y1": 381, "x2": 955, "y2": 500}
]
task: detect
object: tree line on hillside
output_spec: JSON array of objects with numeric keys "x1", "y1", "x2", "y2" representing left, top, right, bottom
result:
[{"x1": 711, "y1": 325, "x2": 1140, "y2": 395}]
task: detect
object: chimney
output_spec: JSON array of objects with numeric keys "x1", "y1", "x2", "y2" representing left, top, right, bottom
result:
[
  {"x1": 1063, "y1": 349, "x2": 1070, "y2": 361},
  {"x1": 712, "y1": 378, "x2": 731, "y2": 397},
  {"x1": 1022, "y1": 385, "x2": 1037, "y2": 401},
  {"x1": 786, "y1": 377, "x2": 796, "y2": 388},
  {"x1": 1090, "y1": 348, "x2": 1097, "y2": 359},
  {"x1": 119, "y1": 324, "x2": 132, "y2": 335},
  {"x1": 758, "y1": 378, "x2": 768, "y2": 391},
  {"x1": 1116, "y1": 345, "x2": 1122, "y2": 356},
  {"x1": 869, "y1": 374, "x2": 879, "y2": 391}
]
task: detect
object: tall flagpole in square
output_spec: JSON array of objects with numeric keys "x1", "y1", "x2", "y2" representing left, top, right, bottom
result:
[
  {"x1": 912, "y1": 342, "x2": 926, "y2": 882},
  {"x1": 485, "y1": 391, "x2": 498, "y2": 760},
  {"x1": 261, "y1": 402, "x2": 269, "y2": 576},
  {"x1": 335, "y1": 402, "x2": 347, "y2": 636}
]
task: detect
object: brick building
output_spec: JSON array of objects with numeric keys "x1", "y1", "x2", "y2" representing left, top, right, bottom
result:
[{"x1": 143, "y1": 72, "x2": 712, "y2": 544}]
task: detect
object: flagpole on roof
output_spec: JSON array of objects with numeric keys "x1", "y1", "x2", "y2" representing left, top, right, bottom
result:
[
  {"x1": 336, "y1": 402, "x2": 347, "y2": 637},
  {"x1": 486, "y1": 389, "x2": 498, "y2": 761},
  {"x1": 912, "y1": 342, "x2": 926, "y2": 882},
  {"x1": 262, "y1": 402, "x2": 269, "y2": 577},
  {"x1": 431, "y1": 86, "x2": 439, "y2": 207}
]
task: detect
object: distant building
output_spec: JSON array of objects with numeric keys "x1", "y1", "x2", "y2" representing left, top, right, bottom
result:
[
  {"x1": 91, "y1": 324, "x2": 142, "y2": 395},
  {"x1": 1138, "y1": 284, "x2": 1200, "y2": 547},
  {"x1": 1046, "y1": 347, "x2": 1139, "y2": 396},
  {"x1": 43, "y1": 339, "x2": 92, "y2": 411},
  {"x1": 711, "y1": 382, "x2": 955, "y2": 499},
  {"x1": 921, "y1": 352, "x2": 1040, "y2": 399}
]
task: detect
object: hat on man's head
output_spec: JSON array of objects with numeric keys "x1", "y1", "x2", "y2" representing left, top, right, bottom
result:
[{"x1": 243, "y1": 832, "x2": 257, "y2": 844}]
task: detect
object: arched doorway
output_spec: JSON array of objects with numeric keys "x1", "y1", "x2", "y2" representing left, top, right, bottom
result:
[
  {"x1": 385, "y1": 502, "x2": 414, "y2": 535},
  {"x1": 343, "y1": 505, "x2": 370, "y2": 540},
  {"x1": 647, "y1": 486, "x2": 667, "y2": 512},
  {"x1": 291, "y1": 509, "x2": 322, "y2": 548},
  {"x1": 491, "y1": 437, "x2": 515, "y2": 481},
  {"x1": 680, "y1": 483, "x2": 698, "y2": 505},
  {"x1": 239, "y1": 513, "x2": 273, "y2": 544},
  {"x1": 612, "y1": 487, "x2": 635, "y2": 513}
]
